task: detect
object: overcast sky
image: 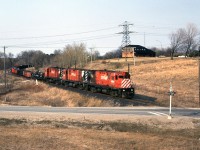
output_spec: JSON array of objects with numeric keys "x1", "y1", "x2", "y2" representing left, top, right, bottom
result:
[{"x1": 0, "y1": 0, "x2": 199, "y2": 56}]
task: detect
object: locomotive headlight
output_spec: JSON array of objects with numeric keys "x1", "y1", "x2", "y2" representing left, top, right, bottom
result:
[
  {"x1": 131, "y1": 89, "x2": 133, "y2": 91},
  {"x1": 123, "y1": 89, "x2": 125, "y2": 91}
]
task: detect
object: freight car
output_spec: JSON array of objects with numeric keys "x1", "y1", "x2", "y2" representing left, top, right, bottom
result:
[{"x1": 11, "y1": 65, "x2": 30, "y2": 76}]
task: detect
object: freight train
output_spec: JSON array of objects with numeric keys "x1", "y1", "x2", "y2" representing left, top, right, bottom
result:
[{"x1": 11, "y1": 65, "x2": 135, "y2": 98}]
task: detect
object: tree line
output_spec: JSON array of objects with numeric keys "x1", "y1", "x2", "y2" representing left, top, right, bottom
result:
[
  {"x1": 169, "y1": 23, "x2": 199, "y2": 60},
  {"x1": 0, "y1": 43, "x2": 101, "y2": 70}
]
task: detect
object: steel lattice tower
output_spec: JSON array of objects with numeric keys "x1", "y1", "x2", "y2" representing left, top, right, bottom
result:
[{"x1": 118, "y1": 21, "x2": 133, "y2": 48}]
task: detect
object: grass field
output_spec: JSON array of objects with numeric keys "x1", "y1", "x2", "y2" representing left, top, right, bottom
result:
[
  {"x1": 0, "y1": 118, "x2": 200, "y2": 150},
  {"x1": 0, "y1": 57, "x2": 199, "y2": 149},
  {"x1": 86, "y1": 57, "x2": 199, "y2": 107},
  {"x1": 0, "y1": 79, "x2": 114, "y2": 107},
  {"x1": 0, "y1": 57, "x2": 199, "y2": 107},
  {"x1": 130, "y1": 58, "x2": 198, "y2": 107}
]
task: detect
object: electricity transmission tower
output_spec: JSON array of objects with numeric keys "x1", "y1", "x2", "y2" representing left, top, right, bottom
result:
[
  {"x1": 118, "y1": 21, "x2": 134, "y2": 61},
  {"x1": 118, "y1": 21, "x2": 133, "y2": 47}
]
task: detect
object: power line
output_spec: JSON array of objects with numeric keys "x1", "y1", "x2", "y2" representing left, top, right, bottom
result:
[
  {"x1": 0, "y1": 26, "x2": 118, "y2": 40},
  {"x1": 134, "y1": 32, "x2": 169, "y2": 36},
  {"x1": 7, "y1": 34, "x2": 121, "y2": 48},
  {"x1": 134, "y1": 24, "x2": 179, "y2": 30}
]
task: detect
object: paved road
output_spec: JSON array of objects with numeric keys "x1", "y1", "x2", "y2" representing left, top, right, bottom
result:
[{"x1": 0, "y1": 106, "x2": 200, "y2": 118}]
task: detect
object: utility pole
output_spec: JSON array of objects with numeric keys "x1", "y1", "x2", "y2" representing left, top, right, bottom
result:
[
  {"x1": 3, "y1": 46, "x2": 7, "y2": 89},
  {"x1": 128, "y1": 63, "x2": 130, "y2": 73},
  {"x1": 118, "y1": 21, "x2": 134, "y2": 61},
  {"x1": 199, "y1": 46, "x2": 200, "y2": 107},
  {"x1": 90, "y1": 47, "x2": 94, "y2": 63}
]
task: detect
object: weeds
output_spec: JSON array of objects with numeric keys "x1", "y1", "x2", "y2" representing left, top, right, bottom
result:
[
  {"x1": 113, "y1": 62, "x2": 122, "y2": 69},
  {"x1": 40, "y1": 98, "x2": 66, "y2": 107},
  {"x1": 0, "y1": 118, "x2": 27, "y2": 126},
  {"x1": 0, "y1": 76, "x2": 113, "y2": 107},
  {"x1": 101, "y1": 60, "x2": 107, "y2": 64},
  {"x1": 1, "y1": 118, "x2": 200, "y2": 141}
]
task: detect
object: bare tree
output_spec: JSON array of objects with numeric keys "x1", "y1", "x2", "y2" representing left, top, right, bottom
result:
[
  {"x1": 15, "y1": 50, "x2": 50, "y2": 69},
  {"x1": 169, "y1": 28, "x2": 185, "y2": 60},
  {"x1": 7, "y1": 53, "x2": 14, "y2": 68},
  {"x1": 182, "y1": 23, "x2": 199, "y2": 57},
  {"x1": 93, "y1": 50, "x2": 100, "y2": 61},
  {"x1": 53, "y1": 43, "x2": 88, "y2": 68}
]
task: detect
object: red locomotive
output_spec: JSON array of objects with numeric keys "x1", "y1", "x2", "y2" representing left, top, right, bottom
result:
[
  {"x1": 44, "y1": 67, "x2": 62, "y2": 83},
  {"x1": 95, "y1": 70, "x2": 131, "y2": 89},
  {"x1": 11, "y1": 65, "x2": 135, "y2": 98},
  {"x1": 61, "y1": 68, "x2": 83, "y2": 87},
  {"x1": 11, "y1": 65, "x2": 31, "y2": 77},
  {"x1": 88, "y1": 70, "x2": 133, "y2": 98}
]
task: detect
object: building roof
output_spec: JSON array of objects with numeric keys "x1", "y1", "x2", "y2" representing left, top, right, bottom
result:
[{"x1": 123, "y1": 45, "x2": 156, "y2": 57}]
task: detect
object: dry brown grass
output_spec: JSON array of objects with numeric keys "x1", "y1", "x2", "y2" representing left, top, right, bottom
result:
[
  {"x1": 0, "y1": 121, "x2": 199, "y2": 150},
  {"x1": 129, "y1": 58, "x2": 198, "y2": 107},
  {"x1": 86, "y1": 57, "x2": 199, "y2": 107},
  {"x1": 0, "y1": 76, "x2": 113, "y2": 107}
]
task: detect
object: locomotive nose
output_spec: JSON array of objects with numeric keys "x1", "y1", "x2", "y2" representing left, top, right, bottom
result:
[{"x1": 121, "y1": 79, "x2": 131, "y2": 88}]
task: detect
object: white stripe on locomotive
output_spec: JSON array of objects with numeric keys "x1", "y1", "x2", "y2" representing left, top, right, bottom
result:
[{"x1": 121, "y1": 79, "x2": 131, "y2": 88}]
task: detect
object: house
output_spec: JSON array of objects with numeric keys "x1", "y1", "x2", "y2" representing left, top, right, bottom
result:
[{"x1": 122, "y1": 45, "x2": 156, "y2": 57}]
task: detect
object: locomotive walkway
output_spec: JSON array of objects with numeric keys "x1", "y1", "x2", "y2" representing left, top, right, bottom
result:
[{"x1": 0, "y1": 106, "x2": 200, "y2": 118}]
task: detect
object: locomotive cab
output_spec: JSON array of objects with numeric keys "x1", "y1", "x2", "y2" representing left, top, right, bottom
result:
[
  {"x1": 109, "y1": 72, "x2": 134, "y2": 98},
  {"x1": 109, "y1": 72, "x2": 131, "y2": 89}
]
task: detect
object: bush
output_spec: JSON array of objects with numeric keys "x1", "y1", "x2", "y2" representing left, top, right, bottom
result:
[
  {"x1": 114, "y1": 62, "x2": 122, "y2": 69},
  {"x1": 101, "y1": 60, "x2": 107, "y2": 64},
  {"x1": 40, "y1": 98, "x2": 66, "y2": 107}
]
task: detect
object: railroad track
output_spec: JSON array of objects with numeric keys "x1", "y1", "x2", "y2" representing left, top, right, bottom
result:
[{"x1": 10, "y1": 74, "x2": 158, "y2": 107}]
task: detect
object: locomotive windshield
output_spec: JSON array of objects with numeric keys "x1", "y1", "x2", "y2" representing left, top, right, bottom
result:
[
  {"x1": 119, "y1": 75, "x2": 124, "y2": 79},
  {"x1": 125, "y1": 73, "x2": 130, "y2": 79},
  {"x1": 118, "y1": 73, "x2": 130, "y2": 79}
]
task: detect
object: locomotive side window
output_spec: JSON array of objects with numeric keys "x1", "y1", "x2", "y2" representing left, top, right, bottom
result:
[
  {"x1": 115, "y1": 75, "x2": 118, "y2": 80},
  {"x1": 119, "y1": 75, "x2": 124, "y2": 79}
]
